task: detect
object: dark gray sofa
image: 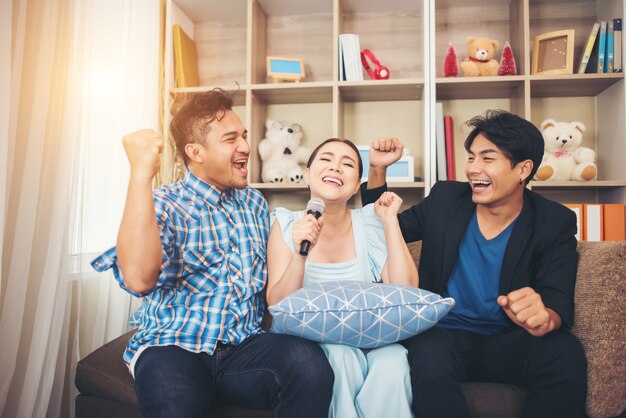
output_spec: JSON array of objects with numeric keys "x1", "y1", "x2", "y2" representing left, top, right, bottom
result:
[{"x1": 75, "y1": 241, "x2": 626, "y2": 418}]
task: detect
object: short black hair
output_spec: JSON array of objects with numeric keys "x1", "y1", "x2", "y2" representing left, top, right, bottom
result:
[
  {"x1": 464, "y1": 110, "x2": 543, "y2": 184},
  {"x1": 307, "y1": 138, "x2": 363, "y2": 180},
  {"x1": 170, "y1": 88, "x2": 235, "y2": 166}
]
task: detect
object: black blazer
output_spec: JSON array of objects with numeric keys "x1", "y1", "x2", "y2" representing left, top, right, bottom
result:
[{"x1": 362, "y1": 181, "x2": 579, "y2": 328}]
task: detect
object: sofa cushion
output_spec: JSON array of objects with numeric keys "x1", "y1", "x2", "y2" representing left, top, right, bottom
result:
[
  {"x1": 75, "y1": 331, "x2": 275, "y2": 417},
  {"x1": 75, "y1": 394, "x2": 141, "y2": 418},
  {"x1": 75, "y1": 330, "x2": 138, "y2": 407},
  {"x1": 572, "y1": 241, "x2": 626, "y2": 418},
  {"x1": 76, "y1": 332, "x2": 526, "y2": 418},
  {"x1": 269, "y1": 280, "x2": 455, "y2": 348}
]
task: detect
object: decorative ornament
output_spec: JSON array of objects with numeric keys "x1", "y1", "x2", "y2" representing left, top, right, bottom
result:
[
  {"x1": 442, "y1": 43, "x2": 459, "y2": 77},
  {"x1": 498, "y1": 41, "x2": 517, "y2": 76}
]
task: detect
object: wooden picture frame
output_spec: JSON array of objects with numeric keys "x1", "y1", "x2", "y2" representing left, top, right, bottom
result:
[
  {"x1": 531, "y1": 30, "x2": 575, "y2": 75},
  {"x1": 266, "y1": 56, "x2": 305, "y2": 83}
]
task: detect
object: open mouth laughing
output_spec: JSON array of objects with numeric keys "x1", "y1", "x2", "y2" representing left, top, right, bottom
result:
[
  {"x1": 470, "y1": 179, "x2": 492, "y2": 192},
  {"x1": 233, "y1": 157, "x2": 248, "y2": 176},
  {"x1": 322, "y1": 175, "x2": 343, "y2": 187}
]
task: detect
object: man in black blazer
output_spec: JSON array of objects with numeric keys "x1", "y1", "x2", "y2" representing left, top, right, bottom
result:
[{"x1": 361, "y1": 110, "x2": 587, "y2": 418}]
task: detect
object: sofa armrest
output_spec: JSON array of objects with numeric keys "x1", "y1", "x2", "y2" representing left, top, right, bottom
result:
[
  {"x1": 75, "y1": 330, "x2": 138, "y2": 407},
  {"x1": 571, "y1": 242, "x2": 626, "y2": 418}
]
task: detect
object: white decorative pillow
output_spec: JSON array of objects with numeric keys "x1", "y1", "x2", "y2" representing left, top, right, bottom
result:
[{"x1": 268, "y1": 280, "x2": 455, "y2": 348}]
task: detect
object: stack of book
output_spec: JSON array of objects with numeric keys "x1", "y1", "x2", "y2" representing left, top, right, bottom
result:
[
  {"x1": 339, "y1": 34, "x2": 364, "y2": 81},
  {"x1": 434, "y1": 103, "x2": 456, "y2": 181},
  {"x1": 563, "y1": 203, "x2": 626, "y2": 241},
  {"x1": 577, "y1": 18, "x2": 623, "y2": 74}
]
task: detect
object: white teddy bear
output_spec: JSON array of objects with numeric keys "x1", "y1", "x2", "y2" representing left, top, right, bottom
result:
[
  {"x1": 534, "y1": 119, "x2": 597, "y2": 182},
  {"x1": 258, "y1": 119, "x2": 311, "y2": 183}
]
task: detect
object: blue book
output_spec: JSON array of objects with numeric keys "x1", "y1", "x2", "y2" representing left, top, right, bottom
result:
[
  {"x1": 597, "y1": 21, "x2": 607, "y2": 73},
  {"x1": 606, "y1": 20, "x2": 614, "y2": 73},
  {"x1": 615, "y1": 18, "x2": 623, "y2": 72}
]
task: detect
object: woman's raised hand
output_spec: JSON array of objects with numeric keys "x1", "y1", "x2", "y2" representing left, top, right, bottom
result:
[{"x1": 374, "y1": 191, "x2": 403, "y2": 222}]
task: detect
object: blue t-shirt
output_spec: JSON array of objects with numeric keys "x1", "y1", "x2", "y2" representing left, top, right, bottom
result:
[{"x1": 438, "y1": 211, "x2": 517, "y2": 335}]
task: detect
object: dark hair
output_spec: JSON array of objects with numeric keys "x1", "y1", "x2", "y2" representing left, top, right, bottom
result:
[
  {"x1": 307, "y1": 138, "x2": 363, "y2": 179},
  {"x1": 464, "y1": 110, "x2": 544, "y2": 184},
  {"x1": 170, "y1": 88, "x2": 235, "y2": 165}
]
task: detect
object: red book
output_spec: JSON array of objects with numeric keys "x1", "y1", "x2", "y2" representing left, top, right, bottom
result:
[{"x1": 444, "y1": 115, "x2": 456, "y2": 180}]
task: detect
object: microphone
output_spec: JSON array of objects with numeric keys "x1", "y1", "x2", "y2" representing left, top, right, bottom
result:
[{"x1": 299, "y1": 198, "x2": 325, "y2": 256}]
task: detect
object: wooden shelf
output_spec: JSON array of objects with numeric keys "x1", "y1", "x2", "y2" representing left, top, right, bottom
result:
[
  {"x1": 529, "y1": 180, "x2": 626, "y2": 189},
  {"x1": 436, "y1": 73, "x2": 625, "y2": 100},
  {"x1": 341, "y1": 0, "x2": 422, "y2": 13},
  {"x1": 251, "y1": 183, "x2": 308, "y2": 191},
  {"x1": 171, "y1": 79, "x2": 426, "y2": 105},
  {"x1": 251, "y1": 181, "x2": 425, "y2": 191},
  {"x1": 387, "y1": 181, "x2": 426, "y2": 189},
  {"x1": 338, "y1": 79, "x2": 425, "y2": 102},
  {"x1": 435, "y1": 76, "x2": 525, "y2": 100},
  {"x1": 251, "y1": 82, "x2": 333, "y2": 104},
  {"x1": 530, "y1": 73, "x2": 624, "y2": 98}
]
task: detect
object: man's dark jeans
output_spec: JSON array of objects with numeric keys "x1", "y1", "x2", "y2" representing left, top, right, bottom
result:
[{"x1": 134, "y1": 332, "x2": 333, "y2": 418}]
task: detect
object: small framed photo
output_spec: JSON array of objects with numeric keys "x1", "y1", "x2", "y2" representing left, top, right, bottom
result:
[
  {"x1": 266, "y1": 56, "x2": 305, "y2": 83},
  {"x1": 531, "y1": 30, "x2": 575, "y2": 75},
  {"x1": 357, "y1": 146, "x2": 415, "y2": 182}
]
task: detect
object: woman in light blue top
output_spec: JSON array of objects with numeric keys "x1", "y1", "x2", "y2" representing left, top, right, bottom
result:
[{"x1": 266, "y1": 138, "x2": 419, "y2": 418}]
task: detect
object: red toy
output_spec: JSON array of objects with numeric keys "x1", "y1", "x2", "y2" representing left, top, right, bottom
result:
[
  {"x1": 442, "y1": 43, "x2": 459, "y2": 77},
  {"x1": 498, "y1": 42, "x2": 517, "y2": 76},
  {"x1": 361, "y1": 49, "x2": 390, "y2": 80}
]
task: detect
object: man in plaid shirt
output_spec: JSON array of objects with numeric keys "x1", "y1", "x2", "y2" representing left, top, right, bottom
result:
[{"x1": 92, "y1": 88, "x2": 333, "y2": 417}]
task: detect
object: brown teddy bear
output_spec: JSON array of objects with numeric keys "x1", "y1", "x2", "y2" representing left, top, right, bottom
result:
[{"x1": 460, "y1": 36, "x2": 500, "y2": 76}]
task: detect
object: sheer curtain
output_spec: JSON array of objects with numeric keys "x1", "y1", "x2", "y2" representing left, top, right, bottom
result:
[
  {"x1": 1, "y1": 0, "x2": 10, "y2": 288},
  {"x1": 0, "y1": 0, "x2": 160, "y2": 417}
]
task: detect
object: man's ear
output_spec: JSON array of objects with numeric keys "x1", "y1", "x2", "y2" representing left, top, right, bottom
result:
[
  {"x1": 185, "y1": 143, "x2": 204, "y2": 163},
  {"x1": 520, "y1": 159, "x2": 533, "y2": 182}
]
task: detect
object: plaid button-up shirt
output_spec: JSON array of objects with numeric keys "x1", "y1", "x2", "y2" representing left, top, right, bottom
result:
[{"x1": 92, "y1": 170, "x2": 269, "y2": 371}]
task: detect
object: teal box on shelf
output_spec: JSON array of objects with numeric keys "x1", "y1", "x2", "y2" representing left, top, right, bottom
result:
[{"x1": 266, "y1": 56, "x2": 305, "y2": 82}]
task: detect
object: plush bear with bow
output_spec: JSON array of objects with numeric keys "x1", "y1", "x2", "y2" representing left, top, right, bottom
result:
[
  {"x1": 460, "y1": 36, "x2": 500, "y2": 76},
  {"x1": 258, "y1": 119, "x2": 311, "y2": 183},
  {"x1": 534, "y1": 119, "x2": 597, "y2": 181}
]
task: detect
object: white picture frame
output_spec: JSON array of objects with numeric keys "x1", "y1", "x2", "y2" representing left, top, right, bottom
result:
[{"x1": 357, "y1": 146, "x2": 415, "y2": 182}]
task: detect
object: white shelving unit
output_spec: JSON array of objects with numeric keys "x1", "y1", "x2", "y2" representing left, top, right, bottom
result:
[
  {"x1": 431, "y1": 0, "x2": 626, "y2": 206},
  {"x1": 161, "y1": 0, "x2": 626, "y2": 210}
]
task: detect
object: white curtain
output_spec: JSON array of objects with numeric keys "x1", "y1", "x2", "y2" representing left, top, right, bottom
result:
[
  {"x1": 0, "y1": 0, "x2": 160, "y2": 417},
  {"x1": 1, "y1": 0, "x2": 11, "y2": 282}
]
